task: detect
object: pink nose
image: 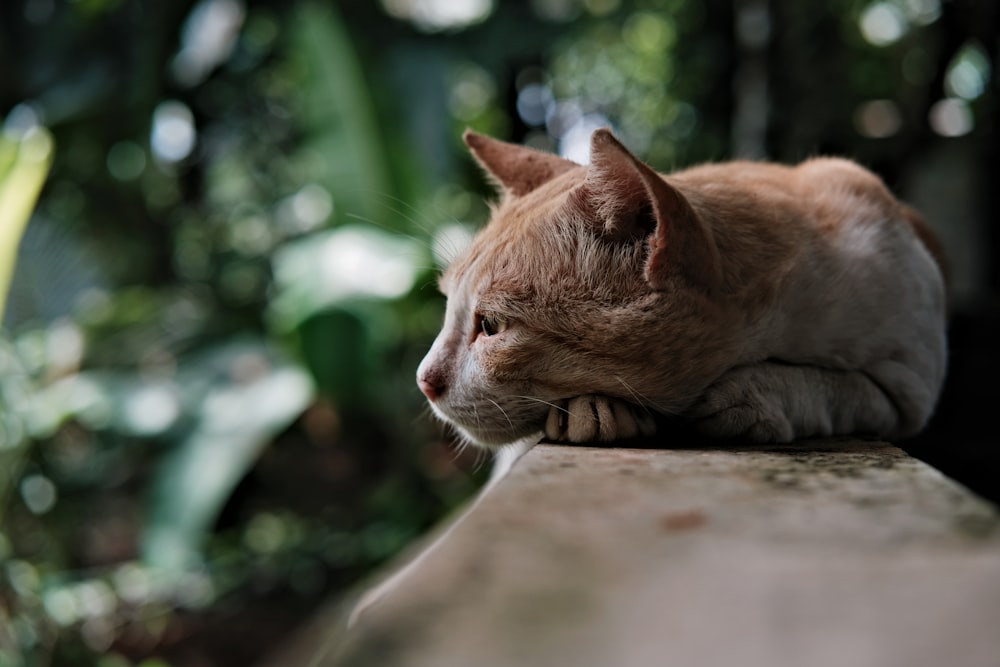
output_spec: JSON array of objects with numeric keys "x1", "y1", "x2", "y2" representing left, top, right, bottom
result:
[{"x1": 417, "y1": 375, "x2": 445, "y2": 401}]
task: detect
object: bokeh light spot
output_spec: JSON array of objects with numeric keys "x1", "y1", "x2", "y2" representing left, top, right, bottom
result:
[
  {"x1": 859, "y1": 2, "x2": 907, "y2": 47},
  {"x1": 945, "y1": 42, "x2": 990, "y2": 101},
  {"x1": 20, "y1": 474, "x2": 57, "y2": 515},
  {"x1": 124, "y1": 384, "x2": 181, "y2": 436},
  {"x1": 291, "y1": 184, "x2": 333, "y2": 229},
  {"x1": 928, "y1": 98, "x2": 973, "y2": 137},
  {"x1": 854, "y1": 99, "x2": 902, "y2": 138},
  {"x1": 46, "y1": 319, "x2": 85, "y2": 375},
  {"x1": 43, "y1": 587, "x2": 78, "y2": 626},
  {"x1": 381, "y1": 0, "x2": 493, "y2": 32},
  {"x1": 151, "y1": 101, "x2": 197, "y2": 164},
  {"x1": 516, "y1": 83, "x2": 554, "y2": 127},
  {"x1": 172, "y1": 0, "x2": 246, "y2": 87}
]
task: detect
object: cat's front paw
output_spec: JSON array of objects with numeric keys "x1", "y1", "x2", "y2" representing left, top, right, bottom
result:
[
  {"x1": 544, "y1": 395, "x2": 656, "y2": 444},
  {"x1": 687, "y1": 369, "x2": 795, "y2": 443}
]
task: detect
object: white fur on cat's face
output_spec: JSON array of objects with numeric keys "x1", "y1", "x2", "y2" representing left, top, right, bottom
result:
[{"x1": 416, "y1": 279, "x2": 550, "y2": 448}]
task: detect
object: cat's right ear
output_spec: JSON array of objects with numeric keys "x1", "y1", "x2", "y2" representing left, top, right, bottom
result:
[
  {"x1": 572, "y1": 129, "x2": 723, "y2": 293},
  {"x1": 463, "y1": 130, "x2": 580, "y2": 197}
]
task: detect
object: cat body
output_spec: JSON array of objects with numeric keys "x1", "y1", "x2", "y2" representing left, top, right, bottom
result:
[
  {"x1": 417, "y1": 129, "x2": 947, "y2": 448},
  {"x1": 350, "y1": 130, "x2": 948, "y2": 624}
]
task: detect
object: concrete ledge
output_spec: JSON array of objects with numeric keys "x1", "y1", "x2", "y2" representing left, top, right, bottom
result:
[{"x1": 291, "y1": 441, "x2": 1000, "y2": 667}]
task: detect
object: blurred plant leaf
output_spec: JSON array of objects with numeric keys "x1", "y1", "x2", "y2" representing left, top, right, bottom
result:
[
  {"x1": 28, "y1": 370, "x2": 182, "y2": 446},
  {"x1": 0, "y1": 126, "x2": 52, "y2": 533},
  {"x1": 269, "y1": 224, "x2": 425, "y2": 328},
  {"x1": 3, "y1": 216, "x2": 107, "y2": 329},
  {"x1": 295, "y1": 308, "x2": 369, "y2": 408},
  {"x1": 0, "y1": 127, "x2": 53, "y2": 323},
  {"x1": 0, "y1": 339, "x2": 32, "y2": 527},
  {"x1": 288, "y1": 3, "x2": 393, "y2": 228},
  {"x1": 142, "y1": 339, "x2": 314, "y2": 571}
]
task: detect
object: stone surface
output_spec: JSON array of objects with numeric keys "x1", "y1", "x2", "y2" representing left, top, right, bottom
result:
[{"x1": 288, "y1": 441, "x2": 1000, "y2": 667}]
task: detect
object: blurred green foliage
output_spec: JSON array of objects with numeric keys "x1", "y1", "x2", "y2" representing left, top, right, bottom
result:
[
  {"x1": 0, "y1": 3, "x2": 473, "y2": 664},
  {"x1": 0, "y1": 0, "x2": 995, "y2": 664},
  {"x1": 0, "y1": 128, "x2": 53, "y2": 321}
]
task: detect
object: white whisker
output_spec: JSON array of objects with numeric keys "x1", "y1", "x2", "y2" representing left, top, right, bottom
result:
[
  {"x1": 486, "y1": 398, "x2": 515, "y2": 433},
  {"x1": 511, "y1": 395, "x2": 568, "y2": 413},
  {"x1": 613, "y1": 376, "x2": 676, "y2": 416},
  {"x1": 344, "y1": 211, "x2": 434, "y2": 251}
]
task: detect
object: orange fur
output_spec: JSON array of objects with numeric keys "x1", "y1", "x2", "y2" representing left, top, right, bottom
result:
[{"x1": 418, "y1": 129, "x2": 947, "y2": 447}]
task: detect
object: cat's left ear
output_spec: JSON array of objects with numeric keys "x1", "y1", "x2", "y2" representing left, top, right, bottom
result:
[
  {"x1": 464, "y1": 130, "x2": 580, "y2": 197},
  {"x1": 573, "y1": 129, "x2": 723, "y2": 293}
]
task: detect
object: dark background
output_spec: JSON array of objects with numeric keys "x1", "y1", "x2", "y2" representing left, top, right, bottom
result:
[{"x1": 0, "y1": 0, "x2": 997, "y2": 665}]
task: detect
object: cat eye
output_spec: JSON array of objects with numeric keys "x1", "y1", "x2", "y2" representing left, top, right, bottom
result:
[{"x1": 478, "y1": 313, "x2": 509, "y2": 337}]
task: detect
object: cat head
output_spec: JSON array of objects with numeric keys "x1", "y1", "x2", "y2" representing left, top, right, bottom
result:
[{"x1": 417, "y1": 129, "x2": 724, "y2": 448}]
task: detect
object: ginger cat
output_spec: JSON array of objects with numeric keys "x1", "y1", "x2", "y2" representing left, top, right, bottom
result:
[
  {"x1": 417, "y1": 128, "x2": 947, "y2": 449},
  {"x1": 351, "y1": 128, "x2": 948, "y2": 625}
]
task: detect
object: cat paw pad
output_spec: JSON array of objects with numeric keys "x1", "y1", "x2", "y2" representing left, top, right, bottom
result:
[{"x1": 544, "y1": 395, "x2": 656, "y2": 443}]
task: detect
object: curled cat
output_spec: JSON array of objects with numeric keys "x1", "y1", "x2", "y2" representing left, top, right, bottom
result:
[{"x1": 417, "y1": 128, "x2": 947, "y2": 449}]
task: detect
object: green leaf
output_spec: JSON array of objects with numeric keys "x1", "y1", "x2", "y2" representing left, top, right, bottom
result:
[
  {"x1": 287, "y1": 3, "x2": 393, "y2": 228},
  {"x1": 142, "y1": 340, "x2": 314, "y2": 571},
  {"x1": 295, "y1": 308, "x2": 370, "y2": 407},
  {"x1": 269, "y1": 224, "x2": 425, "y2": 329},
  {"x1": 0, "y1": 127, "x2": 54, "y2": 323}
]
